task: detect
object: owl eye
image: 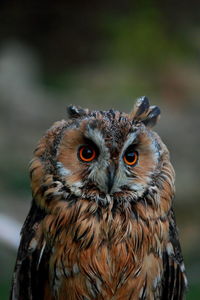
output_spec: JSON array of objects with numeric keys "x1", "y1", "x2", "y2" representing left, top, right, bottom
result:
[
  {"x1": 123, "y1": 147, "x2": 138, "y2": 166},
  {"x1": 78, "y1": 145, "x2": 97, "y2": 162}
]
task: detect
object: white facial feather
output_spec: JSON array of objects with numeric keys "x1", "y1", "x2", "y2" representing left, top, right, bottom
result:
[
  {"x1": 57, "y1": 162, "x2": 71, "y2": 176},
  {"x1": 83, "y1": 127, "x2": 153, "y2": 196},
  {"x1": 120, "y1": 131, "x2": 137, "y2": 153},
  {"x1": 86, "y1": 127, "x2": 111, "y2": 192},
  {"x1": 110, "y1": 131, "x2": 146, "y2": 195},
  {"x1": 85, "y1": 126, "x2": 108, "y2": 158}
]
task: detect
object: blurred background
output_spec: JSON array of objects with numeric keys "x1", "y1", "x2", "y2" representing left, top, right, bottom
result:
[{"x1": 0, "y1": 1, "x2": 199, "y2": 299}]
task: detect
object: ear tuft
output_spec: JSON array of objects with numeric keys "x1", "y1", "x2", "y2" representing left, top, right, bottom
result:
[
  {"x1": 134, "y1": 96, "x2": 150, "y2": 118},
  {"x1": 67, "y1": 105, "x2": 88, "y2": 119},
  {"x1": 130, "y1": 96, "x2": 161, "y2": 128},
  {"x1": 130, "y1": 96, "x2": 150, "y2": 120},
  {"x1": 142, "y1": 105, "x2": 161, "y2": 128}
]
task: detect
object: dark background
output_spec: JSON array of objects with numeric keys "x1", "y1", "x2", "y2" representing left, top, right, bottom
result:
[{"x1": 0, "y1": 1, "x2": 200, "y2": 299}]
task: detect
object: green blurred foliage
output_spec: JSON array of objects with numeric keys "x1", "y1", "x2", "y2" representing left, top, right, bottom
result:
[
  {"x1": 187, "y1": 284, "x2": 200, "y2": 299},
  {"x1": 103, "y1": 9, "x2": 190, "y2": 67}
]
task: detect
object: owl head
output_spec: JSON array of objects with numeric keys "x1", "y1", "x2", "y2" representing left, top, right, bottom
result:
[{"x1": 30, "y1": 97, "x2": 172, "y2": 209}]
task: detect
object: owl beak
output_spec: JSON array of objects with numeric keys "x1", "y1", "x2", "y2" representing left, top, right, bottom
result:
[{"x1": 107, "y1": 163, "x2": 116, "y2": 194}]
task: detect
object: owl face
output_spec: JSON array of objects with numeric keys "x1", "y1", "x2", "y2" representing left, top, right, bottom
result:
[{"x1": 51, "y1": 97, "x2": 164, "y2": 206}]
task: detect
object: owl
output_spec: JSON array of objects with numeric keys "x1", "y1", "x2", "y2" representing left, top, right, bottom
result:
[{"x1": 10, "y1": 97, "x2": 187, "y2": 300}]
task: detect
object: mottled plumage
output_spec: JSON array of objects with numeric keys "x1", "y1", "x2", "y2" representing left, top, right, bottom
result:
[{"x1": 10, "y1": 97, "x2": 187, "y2": 300}]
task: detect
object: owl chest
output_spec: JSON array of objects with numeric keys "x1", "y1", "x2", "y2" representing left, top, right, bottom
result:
[{"x1": 46, "y1": 209, "x2": 165, "y2": 299}]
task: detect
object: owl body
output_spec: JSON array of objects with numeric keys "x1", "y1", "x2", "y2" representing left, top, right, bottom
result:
[{"x1": 10, "y1": 97, "x2": 187, "y2": 300}]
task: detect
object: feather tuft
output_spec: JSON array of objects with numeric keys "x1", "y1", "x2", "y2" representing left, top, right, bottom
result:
[
  {"x1": 130, "y1": 96, "x2": 161, "y2": 128},
  {"x1": 67, "y1": 105, "x2": 88, "y2": 119},
  {"x1": 143, "y1": 105, "x2": 161, "y2": 128}
]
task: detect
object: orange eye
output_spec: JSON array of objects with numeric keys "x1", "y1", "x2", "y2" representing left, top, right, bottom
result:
[
  {"x1": 79, "y1": 145, "x2": 96, "y2": 162},
  {"x1": 123, "y1": 148, "x2": 138, "y2": 166}
]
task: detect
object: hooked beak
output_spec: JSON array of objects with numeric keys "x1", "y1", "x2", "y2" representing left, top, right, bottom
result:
[{"x1": 107, "y1": 163, "x2": 116, "y2": 194}]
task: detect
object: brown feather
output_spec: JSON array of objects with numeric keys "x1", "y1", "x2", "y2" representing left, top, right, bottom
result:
[{"x1": 10, "y1": 98, "x2": 187, "y2": 300}]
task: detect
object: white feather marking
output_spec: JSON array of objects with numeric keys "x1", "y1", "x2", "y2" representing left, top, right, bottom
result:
[
  {"x1": 84, "y1": 126, "x2": 111, "y2": 193},
  {"x1": 70, "y1": 181, "x2": 83, "y2": 196},
  {"x1": 153, "y1": 275, "x2": 161, "y2": 289},
  {"x1": 139, "y1": 286, "x2": 146, "y2": 298},
  {"x1": 57, "y1": 162, "x2": 71, "y2": 176},
  {"x1": 28, "y1": 237, "x2": 38, "y2": 252},
  {"x1": 72, "y1": 181, "x2": 82, "y2": 188},
  {"x1": 180, "y1": 262, "x2": 185, "y2": 272},
  {"x1": 166, "y1": 242, "x2": 175, "y2": 256},
  {"x1": 183, "y1": 273, "x2": 188, "y2": 287},
  {"x1": 85, "y1": 127, "x2": 110, "y2": 163},
  {"x1": 85, "y1": 127, "x2": 105, "y2": 150},
  {"x1": 37, "y1": 240, "x2": 46, "y2": 269},
  {"x1": 121, "y1": 132, "x2": 137, "y2": 154},
  {"x1": 72, "y1": 263, "x2": 79, "y2": 274},
  {"x1": 150, "y1": 139, "x2": 160, "y2": 162},
  {"x1": 56, "y1": 267, "x2": 63, "y2": 278}
]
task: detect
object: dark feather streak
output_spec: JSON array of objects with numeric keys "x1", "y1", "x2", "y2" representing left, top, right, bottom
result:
[{"x1": 135, "y1": 96, "x2": 150, "y2": 117}]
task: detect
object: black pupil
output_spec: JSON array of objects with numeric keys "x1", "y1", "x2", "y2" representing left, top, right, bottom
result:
[
  {"x1": 82, "y1": 146, "x2": 93, "y2": 159},
  {"x1": 125, "y1": 150, "x2": 136, "y2": 162}
]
